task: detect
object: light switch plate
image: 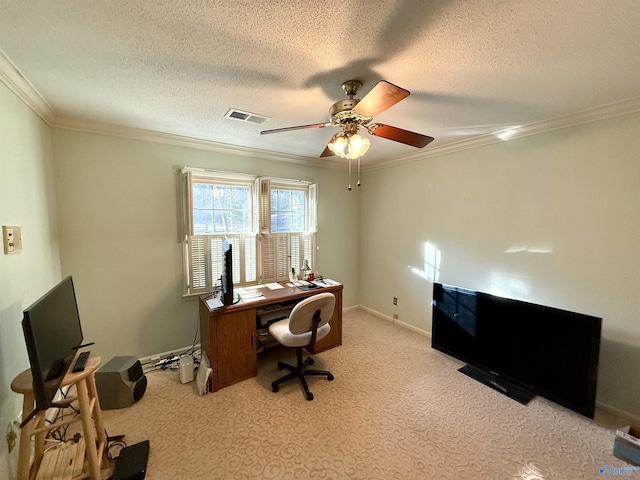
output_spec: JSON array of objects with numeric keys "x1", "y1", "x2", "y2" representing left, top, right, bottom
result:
[{"x1": 3, "y1": 225, "x2": 22, "y2": 254}]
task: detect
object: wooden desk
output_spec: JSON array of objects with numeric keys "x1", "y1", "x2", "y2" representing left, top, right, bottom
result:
[{"x1": 199, "y1": 283, "x2": 343, "y2": 392}]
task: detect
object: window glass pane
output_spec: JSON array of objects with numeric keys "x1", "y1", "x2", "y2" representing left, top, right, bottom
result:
[
  {"x1": 271, "y1": 188, "x2": 306, "y2": 233},
  {"x1": 212, "y1": 211, "x2": 226, "y2": 233},
  {"x1": 232, "y1": 187, "x2": 248, "y2": 211},
  {"x1": 194, "y1": 183, "x2": 251, "y2": 235},
  {"x1": 278, "y1": 213, "x2": 290, "y2": 232},
  {"x1": 193, "y1": 210, "x2": 213, "y2": 234},
  {"x1": 193, "y1": 184, "x2": 213, "y2": 209},
  {"x1": 231, "y1": 210, "x2": 248, "y2": 232},
  {"x1": 220, "y1": 210, "x2": 232, "y2": 232},
  {"x1": 277, "y1": 190, "x2": 291, "y2": 211},
  {"x1": 214, "y1": 185, "x2": 231, "y2": 210}
]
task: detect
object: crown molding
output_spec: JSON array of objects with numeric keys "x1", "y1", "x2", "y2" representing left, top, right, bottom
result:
[
  {"x1": 54, "y1": 114, "x2": 347, "y2": 170},
  {"x1": 366, "y1": 96, "x2": 640, "y2": 172},
  {"x1": 0, "y1": 48, "x2": 56, "y2": 125},
  {"x1": 57, "y1": 94, "x2": 640, "y2": 173}
]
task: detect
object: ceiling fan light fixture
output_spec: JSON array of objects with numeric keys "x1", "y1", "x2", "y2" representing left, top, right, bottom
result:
[{"x1": 327, "y1": 131, "x2": 370, "y2": 159}]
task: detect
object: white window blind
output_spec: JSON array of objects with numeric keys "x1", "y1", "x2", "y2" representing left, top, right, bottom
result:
[{"x1": 185, "y1": 234, "x2": 255, "y2": 294}]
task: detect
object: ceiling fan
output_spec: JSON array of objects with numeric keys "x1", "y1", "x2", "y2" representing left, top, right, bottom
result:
[{"x1": 260, "y1": 79, "x2": 435, "y2": 160}]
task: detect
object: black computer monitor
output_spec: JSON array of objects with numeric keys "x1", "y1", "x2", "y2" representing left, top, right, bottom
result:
[{"x1": 22, "y1": 276, "x2": 84, "y2": 424}]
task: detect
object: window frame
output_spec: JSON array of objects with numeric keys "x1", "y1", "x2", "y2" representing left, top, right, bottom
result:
[{"x1": 182, "y1": 169, "x2": 317, "y2": 296}]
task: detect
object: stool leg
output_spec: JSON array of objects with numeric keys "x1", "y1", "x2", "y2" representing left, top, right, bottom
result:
[
  {"x1": 76, "y1": 378, "x2": 100, "y2": 480},
  {"x1": 16, "y1": 392, "x2": 34, "y2": 480},
  {"x1": 86, "y1": 373, "x2": 106, "y2": 450}
]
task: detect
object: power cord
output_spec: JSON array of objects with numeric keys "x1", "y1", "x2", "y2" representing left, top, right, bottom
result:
[{"x1": 105, "y1": 430, "x2": 128, "y2": 463}]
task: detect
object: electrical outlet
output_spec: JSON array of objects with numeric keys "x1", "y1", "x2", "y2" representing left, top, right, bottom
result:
[
  {"x1": 6, "y1": 428, "x2": 16, "y2": 453},
  {"x1": 6, "y1": 419, "x2": 20, "y2": 453},
  {"x1": 393, "y1": 297, "x2": 397, "y2": 305},
  {"x1": 3, "y1": 225, "x2": 22, "y2": 254}
]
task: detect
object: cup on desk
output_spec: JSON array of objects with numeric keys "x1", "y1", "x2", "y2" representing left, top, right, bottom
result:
[{"x1": 308, "y1": 272, "x2": 314, "y2": 281}]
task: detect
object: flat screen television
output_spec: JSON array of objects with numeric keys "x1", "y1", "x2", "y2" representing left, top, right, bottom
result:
[
  {"x1": 221, "y1": 238, "x2": 239, "y2": 305},
  {"x1": 431, "y1": 283, "x2": 602, "y2": 418},
  {"x1": 21, "y1": 276, "x2": 84, "y2": 424}
]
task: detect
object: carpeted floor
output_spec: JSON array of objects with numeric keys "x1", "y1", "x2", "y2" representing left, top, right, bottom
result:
[{"x1": 101, "y1": 308, "x2": 631, "y2": 479}]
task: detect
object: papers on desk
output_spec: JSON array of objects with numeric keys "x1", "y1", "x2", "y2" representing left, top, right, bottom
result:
[
  {"x1": 265, "y1": 282, "x2": 284, "y2": 290},
  {"x1": 236, "y1": 288, "x2": 265, "y2": 303},
  {"x1": 286, "y1": 278, "x2": 341, "y2": 290},
  {"x1": 205, "y1": 297, "x2": 223, "y2": 309}
]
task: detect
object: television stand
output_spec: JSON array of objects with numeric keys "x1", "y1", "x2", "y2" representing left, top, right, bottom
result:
[
  {"x1": 11, "y1": 355, "x2": 108, "y2": 480},
  {"x1": 459, "y1": 364, "x2": 535, "y2": 406}
]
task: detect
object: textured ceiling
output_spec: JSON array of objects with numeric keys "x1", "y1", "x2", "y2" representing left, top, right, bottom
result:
[{"x1": 1, "y1": 1, "x2": 640, "y2": 168}]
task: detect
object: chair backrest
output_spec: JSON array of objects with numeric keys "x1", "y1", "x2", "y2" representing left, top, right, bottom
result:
[{"x1": 288, "y1": 292, "x2": 336, "y2": 335}]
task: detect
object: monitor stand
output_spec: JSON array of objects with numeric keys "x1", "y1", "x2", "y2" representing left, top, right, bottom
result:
[
  {"x1": 223, "y1": 292, "x2": 241, "y2": 306},
  {"x1": 459, "y1": 364, "x2": 535, "y2": 406}
]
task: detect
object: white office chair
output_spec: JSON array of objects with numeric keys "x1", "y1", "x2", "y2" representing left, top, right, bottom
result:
[{"x1": 268, "y1": 292, "x2": 336, "y2": 400}]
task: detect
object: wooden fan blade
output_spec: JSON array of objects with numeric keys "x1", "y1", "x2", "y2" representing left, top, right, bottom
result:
[
  {"x1": 260, "y1": 122, "x2": 330, "y2": 135},
  {"x1": 320, "y1": 133, "x2": 338, "y2": 157},
  {"x1": 353, "y1": 81, "x2": 410, "y2": 117},
  {"x1": 320, "y1": 145, "x2": 335, "y2": 157},
  {"x1": 369, "y1": 124, "x2": 434, "y2": 148}
]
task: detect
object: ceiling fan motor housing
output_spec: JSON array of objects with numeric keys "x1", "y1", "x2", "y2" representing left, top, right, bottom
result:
[{"x1": 329, "y1": 98, "x2": 360, "y2": 117}]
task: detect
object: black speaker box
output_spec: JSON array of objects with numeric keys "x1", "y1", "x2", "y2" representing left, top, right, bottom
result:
[{"x1": 95, "y1": 356, "x2": 147, "y2": 410}]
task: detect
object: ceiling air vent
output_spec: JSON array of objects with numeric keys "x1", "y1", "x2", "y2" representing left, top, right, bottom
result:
[{"x1": 224, "y1": 109, "x2": 269, "y2": 124}]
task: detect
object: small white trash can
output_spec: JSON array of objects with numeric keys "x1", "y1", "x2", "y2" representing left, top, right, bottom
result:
[{"x1": 179, "y1": 356, "x2": 194, "y2": 384}]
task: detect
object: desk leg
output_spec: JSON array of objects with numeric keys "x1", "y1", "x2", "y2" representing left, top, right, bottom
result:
[{"x1": 76, "y1": 378, "x2": 100, "y2": 480}]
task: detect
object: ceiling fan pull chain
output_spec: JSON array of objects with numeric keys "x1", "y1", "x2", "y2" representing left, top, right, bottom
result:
[
  {"x1": 357, "y1": 157, "x2": 361, "y2": 187},
  {"x1": 348, "y1": 158, "x2": 352, "y2": 191}
]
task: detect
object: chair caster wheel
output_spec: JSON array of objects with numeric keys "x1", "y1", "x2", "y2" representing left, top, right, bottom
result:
[
  {"x1": 277, "y1": 362, "x2": 284, "y2": 371},
  {"x1": 327, "y1": 374, "x2": 334, "y2": 381},
  {"x1": 272, "y1": 384, "x2": 279, "y2": 393},
  {"x1": 308, "y1": 358, "x2": 314, "y2": 365},
  {"x1": 306, "y1": 392, "x2": 314, "y2": 401}
]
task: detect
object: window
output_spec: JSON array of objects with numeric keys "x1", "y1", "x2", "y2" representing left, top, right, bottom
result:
[
  {"x1": 258, "y1": 179, "x2": 316, "y2": 285},
  {"x1": 182, "y1": 169, "x2": 316, "y2": 295},
  {"x1": 192, "y1": 183, "x2": 251, "y2": 234}
]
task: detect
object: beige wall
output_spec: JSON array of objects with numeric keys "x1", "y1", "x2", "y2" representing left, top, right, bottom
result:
[
  {"x1": 360, "y1": 111, "x2": 640, "y2": 418},
  {"x1": 50, "y1": 129, "x2": 360, "y2": 362},
  {"x1": 0, "y1": 82, "x2": 61, "y2": 477}
]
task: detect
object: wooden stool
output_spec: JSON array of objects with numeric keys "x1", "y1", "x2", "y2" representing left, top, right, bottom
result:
[{"x1": 11, "y1": 355, "x2": 108, "y2": 480}]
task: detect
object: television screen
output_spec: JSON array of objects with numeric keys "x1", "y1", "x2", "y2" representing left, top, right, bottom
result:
[
  {"x1": 432, "y1": 283, "x2": 602, "y2": 418},
  {"x1": 22, "y1": 276, "x2": 84, "y2": 421}
]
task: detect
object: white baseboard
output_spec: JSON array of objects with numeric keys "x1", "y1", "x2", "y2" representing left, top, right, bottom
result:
[
  {"x1": 356, "y1": 305, "x2": 431, "y2": 338},
  {"x1": 596, "y1": 401, "x2": 640, "y2": 425},
  {"x1": 138, "y1": 344, "x2": 200, "y2": 365}
]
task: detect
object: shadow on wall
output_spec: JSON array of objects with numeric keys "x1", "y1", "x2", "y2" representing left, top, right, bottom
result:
[{"x1": 597, "y1": 337, "x2": 640, "y2": 420}]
